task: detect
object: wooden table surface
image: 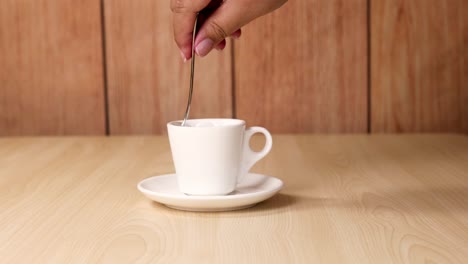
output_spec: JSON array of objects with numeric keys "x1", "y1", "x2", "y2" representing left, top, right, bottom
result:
[{"x1": 0, "y1": 135, "x2": 467, "y2": 263}]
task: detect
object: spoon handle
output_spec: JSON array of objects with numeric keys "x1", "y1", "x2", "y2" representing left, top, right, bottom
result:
[{"x1": 182, "y1": 14, "x2": 199, "y2": 127}]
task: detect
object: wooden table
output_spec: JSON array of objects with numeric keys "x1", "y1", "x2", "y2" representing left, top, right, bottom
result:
[{"x1": 1, "y1": 135, "x2": 467, "y2": 263}]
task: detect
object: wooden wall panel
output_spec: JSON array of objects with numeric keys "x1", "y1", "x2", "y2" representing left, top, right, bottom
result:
[
  {"x1": 0, "y1": 0, "x2": 106, "y2": 135},
  {"x1": 234, "y1": 0, "x2": 368, "y2": 133},
  {"x1": 371, "y1": 0, "x2": 468, "y2": 133},
  {"x1": 104, "y1": 0, "x2": 233, "y2": 134}
]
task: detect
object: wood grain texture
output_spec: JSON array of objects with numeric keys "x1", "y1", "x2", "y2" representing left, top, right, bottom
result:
[
  {"x1": 371, "y1": 0, "x2": 468, "y2": 133},
  {"x1": 1, "y1": 135, "x2": 467, "y2": 263},
  {"x1": 0, "y1": 0, "x2": 106, "y2": 135},
  {"x1": 104, "y1": 0, "x2": 233, "y2": 134},
  {"x1": 234, "y1": 0, "x2": 368, "y2": 133}
]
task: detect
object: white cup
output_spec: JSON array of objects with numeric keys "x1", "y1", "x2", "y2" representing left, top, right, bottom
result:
[{"x1": 167, "y1": 118, "x2": 273, "y2": 196}]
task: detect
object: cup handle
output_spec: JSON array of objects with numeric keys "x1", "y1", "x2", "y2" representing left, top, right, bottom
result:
[{"x1": 239, "y1": 127, "x2": 273, "y2": 183}]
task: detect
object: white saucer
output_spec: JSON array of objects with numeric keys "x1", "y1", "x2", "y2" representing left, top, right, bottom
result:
[{"x1": 137, "y1": 173, "x2": 283, "y2": 212}]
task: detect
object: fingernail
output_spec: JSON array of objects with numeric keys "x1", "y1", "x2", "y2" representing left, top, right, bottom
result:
[
  {"x1": 195, "y1": 39, "x2": 214, "y2": 57},
  {"x1": 180, "y1": 51, "x2": 187, "y2": 63}
]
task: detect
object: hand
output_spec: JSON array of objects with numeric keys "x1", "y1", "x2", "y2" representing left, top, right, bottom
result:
[{"x1": 171, "y1": 0, "x2": 287, "y2": 60}]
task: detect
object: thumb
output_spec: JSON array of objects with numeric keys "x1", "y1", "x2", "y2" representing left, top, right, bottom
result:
[{"x1": 194, "y1": 2, "x2": 246, "y2": 57}]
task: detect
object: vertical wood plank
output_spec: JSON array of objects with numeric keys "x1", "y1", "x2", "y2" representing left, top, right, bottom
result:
[
  {"x1": 234, "y1": 0, "x2": 368, "y2": 133},
  {"x1": 104, "y1": 0, "x2": 233, "y2": 134},
  {"x1": 371, "y1": 0, "x2": 468, "y2": 133},
  {"x1": 0, "y1": 0, "x2": 106, "y2": 135}
]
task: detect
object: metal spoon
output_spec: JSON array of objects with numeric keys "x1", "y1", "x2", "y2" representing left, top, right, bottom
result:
[{"x1": 181, "y1": 14, "x2": 199, "y2": 126}]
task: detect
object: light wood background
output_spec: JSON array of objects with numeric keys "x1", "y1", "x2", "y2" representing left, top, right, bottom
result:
[
  {"x1": 371, "y1": 0, "x2": 468, "y2": 133},
  {"x1": 235, "y1": 0, "x2": 368, "y2": 133},
  {"x1": 0, "y1": 0, "x2": 106, "y2": 135},
  {"x1": 104, "y1": 0, "x2": 232, "y2": 134},
  {"x1": 0, "y1": 0, "x2": 467, "y2": 135}
]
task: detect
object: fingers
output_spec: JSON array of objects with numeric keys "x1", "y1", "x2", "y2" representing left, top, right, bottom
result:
[
  {"x1": 174, "y1": 18, "x2": 240, "y2": 60},
  {"x1": 194, "y1": 1, "x2": 247, "y2": 57},
  {"x1": 173, "y1": 0, "x2": 288, "y2": 58},
  {"x1": 173, "y1": 13, "x2": 198, "y2": 60},
  {"x1": 194, "y1": 0, "x2": 285, "y2": 57},
  {"x1": 171, "y1": 0, "x2": 211, "y2": 60},
  {"x1": 214, "y1": 39, "x2": 226, "y2": 50},
  {"x1": 231, "y1": 29, "x2": 242, "y2": 39},
  {"x1": 214, "y1": 29, "x2": 241, "y2": 51}
]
